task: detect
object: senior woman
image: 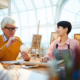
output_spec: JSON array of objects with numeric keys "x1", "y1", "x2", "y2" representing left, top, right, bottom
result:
[{"x1": 0, "y1": 16, "x2": 30, "y2": 61}]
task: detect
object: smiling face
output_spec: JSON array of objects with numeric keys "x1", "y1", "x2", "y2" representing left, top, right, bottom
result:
[
  {"x1": 56, "y1": 26, "x2": 68, "y2": 37},
  {"x1": 2, "y1": 24, "x2": 17, "y2": 39}
]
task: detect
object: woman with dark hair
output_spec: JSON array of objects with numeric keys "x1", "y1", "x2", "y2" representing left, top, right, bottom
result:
[{"x1": 41, "y1": 21, "x2": 80, "y2": 62}]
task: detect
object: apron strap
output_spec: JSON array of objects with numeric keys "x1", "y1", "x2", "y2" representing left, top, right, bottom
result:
[
  {"x1": 56, "y1": 44, "x2": 58, "y2": 48},
  {"x1": 56, "y1": 44, "x2": 70, "y2": 49},
  {"x1": 68, "y1": 45, "x2": 70, "y2": 49}
]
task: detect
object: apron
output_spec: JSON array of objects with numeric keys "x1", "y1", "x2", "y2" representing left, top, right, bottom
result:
[
  {"x1": 54, "y1": 44, "x2": 71, "y2": 60},
  {"x1": 54, "y1": 44, "x2": 72, "y2": 80}
]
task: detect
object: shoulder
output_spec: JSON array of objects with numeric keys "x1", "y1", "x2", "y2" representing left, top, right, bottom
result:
[
  {"x1": 69, "y1": 38, "x2": 78, "y2": 43},
  {"x1": 49, "y1": 39, "x2": 59, "y2": 49},
  {"x1": 51, "y1": 39, "x2": 59, "y2": 46},
  {"x1": 69, "y1": 38, "x2": 79, "y2": 46},
  {"x1": 0, "y1": 35, "x2": 3, "y2": 40},
  {"x1": 52, "y1": 39, "x2": 59, "y2": 44},
  {"x1": 0, "y1": 35, "x2": 2, "y2": 38},
  {"x1": 14, "y1": 36, "x2": 20, "y2": 39}
]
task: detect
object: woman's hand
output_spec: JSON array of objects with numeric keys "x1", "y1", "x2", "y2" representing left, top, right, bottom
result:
[
  {"x1": 6, "y1": 37, "x2": 17, "y2": 47},
  {"x1": 20, "y1": 51, "x2": 30, "y2": 61},
  {"x1": 40, "y1": 57, "x2": 48, "y2": 62}
]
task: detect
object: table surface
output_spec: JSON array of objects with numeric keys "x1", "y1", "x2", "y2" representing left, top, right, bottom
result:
[
  {"x1": 2, "y1": 59, "x2": 64, "y2": 76},
  {"x1": 2, "y1": 59, "x2": 49, "y2": 75},
  {"x1": 2, "y1": 59, "x2": 65, "y2": 80},
  {"x1": 24, "y1": 59, "x2": 48, "y2": 75}
]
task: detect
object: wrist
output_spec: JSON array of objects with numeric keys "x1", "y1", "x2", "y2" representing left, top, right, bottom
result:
[
  {"x1": 6, "y1": 43, "x2": 10, "y2": 48},
  {"x1": 5, "y1": 44, "x2": 9, "y2": 49},
  {"x1": 24, "y1": 55, "x2": 30, "y2": 61}
]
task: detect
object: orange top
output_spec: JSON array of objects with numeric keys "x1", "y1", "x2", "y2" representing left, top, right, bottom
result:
[{"x1": 0, "y1": 35, "x2": 22, "y2": 61}]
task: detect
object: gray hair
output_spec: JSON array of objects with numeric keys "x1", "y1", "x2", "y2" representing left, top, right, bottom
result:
[{"x1": 1, "y1": 16, "x2": 16, "y2": 28}]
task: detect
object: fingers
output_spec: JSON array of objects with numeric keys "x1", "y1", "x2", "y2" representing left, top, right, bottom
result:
[
  {"x1": 6, "y1": 37, "x2": 17, "y2": 47},
  {"x1": 40, "y1": 57, "x2": 48, "y2": 62},
  {"x1": 21, "y1": 52, "x2": 30, "y2": 61},
  {"x1": 40, "y1": 57, "x2": 44, "y2": 62},
  {"x1": 10, "y1": 37, "x2": 17, "y2": 42},
  {"x1": 21, "y1": 51, "x2": 28, "y2": 55},
  {"x1": 21, "y1": 52, "x2": 27, "y2": 57},
  {"x1": 44, "y1": 57, "x2": 47, "y2": 62}
]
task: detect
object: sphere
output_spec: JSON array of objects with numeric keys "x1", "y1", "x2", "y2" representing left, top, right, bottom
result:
[{"x1": 20, "y1": 45, "x2": 29, "y2": 53}]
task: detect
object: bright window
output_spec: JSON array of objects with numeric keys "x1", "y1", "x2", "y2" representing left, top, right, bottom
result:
[
  {"x1": 14, "y1": 0, "x2": 26, "y2": 11},
  {"x1": 37, "y1": 8, "x2": 47, "y2": 25},
  {"x1": 23, "y1": 0, "x2": 34, "y2": 10},
  {"x1": 39, "y1": 27, "x2": 48, "y2": 43},
  {"x1": 19, "y1": 11, "x2": 28, "y2": 26},
  {"x1": 46, "y1": 7, "x2": 53, "y2": 24},
  {"x1": 64, "y1": 0, "x2": 80, "y2": 13},
  {"x1": 33, "y1": 0, "x2": 45, "y2": 8},
  {"x1": 28, "y1": 10, "x2": 36, "y2": 26},
  {"x1": 60, "y1": 9, "x2": 76, "y2": 23},
  {"x1": 21, "y1": 28, "x2": 30, "y2": 42},
  {"x1": 76, "y1": 15, "x2": 80, "y2": 22},
  {"x1": 11, "y1": 13, "x2": 20, "y2": 37}
]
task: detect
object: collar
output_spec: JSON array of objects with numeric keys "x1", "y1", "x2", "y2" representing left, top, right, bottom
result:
[
  {"x1": 65, "y1": 37, "x2": 70, "y2": 44},
  {"x1": 58, "y1": 37, "x2": 70, "y2": 46},
  {"x1": 2, "y1": 34, "x2": 8, "y2": 42}
]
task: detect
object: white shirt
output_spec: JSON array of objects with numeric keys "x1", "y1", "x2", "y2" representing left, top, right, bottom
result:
[{"x1": 2, "y1": 34, "x2": 8, "y2": 42}]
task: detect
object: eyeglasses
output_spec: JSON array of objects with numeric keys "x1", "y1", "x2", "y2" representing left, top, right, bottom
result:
[{"x1": 5, "y1": 27, "x2": 18, "y2": 32}]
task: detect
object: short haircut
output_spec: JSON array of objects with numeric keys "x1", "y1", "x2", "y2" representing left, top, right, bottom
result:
[
  {"x1": 57, "y1": 21, "x2": 72, "y2": 34},
  {"x1": 1, "y1": 16, "x2": 16, "y2": 28}
]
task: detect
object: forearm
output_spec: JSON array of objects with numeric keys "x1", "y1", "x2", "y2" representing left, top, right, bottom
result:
[{"x1": 44, "y1": 41, "x2": 56, "y2": 60}]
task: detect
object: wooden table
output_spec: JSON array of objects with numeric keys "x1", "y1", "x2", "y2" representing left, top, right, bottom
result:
[
  {"x1": 26, "y1": 67, "x2": 48, "y2": 75},
  {"x1": 2, "y1": 59, "x2": 49, "y2": 75},
  {"x1": 26, "y1": 59, "x2": 48, "y2": 75},
  {"x1": 2, "y1": 59, "x2": 65, "y2": 80},
  {"x1": 2, "y1": 59, "x2": 64, "y2": 76}
]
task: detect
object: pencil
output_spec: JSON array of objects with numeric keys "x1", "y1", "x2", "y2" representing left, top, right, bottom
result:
[{"x1": 16, "y1": 39, "x2": 25, "y2": 45}]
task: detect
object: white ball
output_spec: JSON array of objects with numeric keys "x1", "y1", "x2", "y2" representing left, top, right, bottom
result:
[{"x1": 20, "y1": 45, "x2": 29, "y2": 53}]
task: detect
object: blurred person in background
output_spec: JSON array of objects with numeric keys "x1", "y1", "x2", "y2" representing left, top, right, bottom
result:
[
  {"x1": 0, "y1": 16, "x2": 30, "y2": 61},
  {"x1": 0, "y1": 63, "x2": 19, "y2": 80}
]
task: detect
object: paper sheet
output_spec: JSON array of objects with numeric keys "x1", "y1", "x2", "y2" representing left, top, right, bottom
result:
[
  {"x1": 18, "y1": 68, "x2": 49, "y2": 80},
  {"x1": 1, "y1": 60, "x2": 24, "y2": 64}
]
